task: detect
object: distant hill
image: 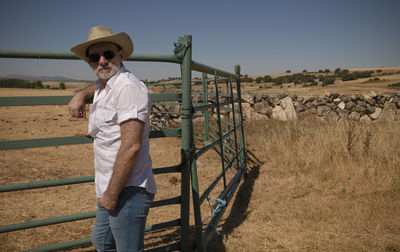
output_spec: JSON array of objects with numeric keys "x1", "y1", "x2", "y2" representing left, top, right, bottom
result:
[{"x1": 0, "y1": 74, "x2": 90, "y2": 82}]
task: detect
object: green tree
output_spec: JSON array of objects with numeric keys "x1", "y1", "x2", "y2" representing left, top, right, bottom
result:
[
  {"x1": 263, "y1": 75, "x2": 272, "y2": 82},
  {"x1": 322, "y1": 76, "x2": 335, "y2": 86},
  {"x1": 34, "y1": 81, "x2": 44, "y2": 89},
  {"x1": 0, "y1": 78, "x2": 44, "y2": 89},
  {"x1": 59, "y1": 82, "x2": 66, "y2": 90},
  {"x1": 286, "y1": 70, "x2": 291, "y2": 73},
  {"x1": 246, "y1": 77, "x2": 254, "y2": 83},
  {"x1": 255, "y1": 77, "x2": 263, "y2": 83},
  {"x1": 342, "y1": 73, "x2": 356, "y2": 81}
]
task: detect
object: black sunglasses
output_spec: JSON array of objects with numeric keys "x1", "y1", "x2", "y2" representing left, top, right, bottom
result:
[{"x1": 88, "y1": 50, "x2": 117, "y2": 63}]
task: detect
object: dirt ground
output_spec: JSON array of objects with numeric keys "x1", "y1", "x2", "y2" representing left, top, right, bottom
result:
[
  {"x1": 0, "y1": 88, "x2": 235, "y2": 251},
  {"x1": 1, "y1": 78, "x2": 400, "y2": 252}
]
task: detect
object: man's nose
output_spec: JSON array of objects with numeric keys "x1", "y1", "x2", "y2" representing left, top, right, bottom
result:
[{"x1": 98, "y1": 55, "x2": 108, "y2": 65}]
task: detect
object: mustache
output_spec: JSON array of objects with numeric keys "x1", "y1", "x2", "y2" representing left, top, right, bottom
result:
[{"x1": 93, "y1": 63, "x2": 119, "y2": 80}]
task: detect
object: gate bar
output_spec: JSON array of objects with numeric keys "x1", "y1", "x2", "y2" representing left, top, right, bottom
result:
[
  {"x1": 0, "y1": 49, "x2": 181, "y2": 64},
  {"x1": 213, "y1": 71, "x2": 227, "y2": 189}
]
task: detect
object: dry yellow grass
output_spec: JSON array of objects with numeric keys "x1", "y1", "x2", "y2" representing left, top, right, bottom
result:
[
  {"x1": 1, "y1": 86, "x2": 400, "y2": 251},
  {"x1": 208, "y1": 118, "x2": 400, "y2": 251},
  {"x1": 245, "y1": 68, "x2": 400, "y2": 99}
]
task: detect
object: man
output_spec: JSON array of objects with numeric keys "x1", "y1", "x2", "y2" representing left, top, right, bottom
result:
[{"x1": 69, "y1": 26, "x2": 156, "y2": 252}]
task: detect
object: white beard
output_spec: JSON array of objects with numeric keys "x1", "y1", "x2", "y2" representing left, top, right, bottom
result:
[{"x1": 93, "y1": 64, "x2": 119, "y2": 80}]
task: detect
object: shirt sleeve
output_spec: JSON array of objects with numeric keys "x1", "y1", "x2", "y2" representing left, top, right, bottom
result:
[{"x1": 115, "y1": 83, "x2": 150, "y2": 125}]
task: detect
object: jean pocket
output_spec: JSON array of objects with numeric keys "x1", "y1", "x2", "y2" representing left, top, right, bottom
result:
[{"x1": 142, "y1": 190, "x2": 154, "y2": 216}]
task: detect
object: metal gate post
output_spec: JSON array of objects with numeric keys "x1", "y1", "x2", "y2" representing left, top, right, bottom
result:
[
  {"x1": 177, "y1": 35, "x2": 193, "y2": 251},
  {"x1": 189, "y1": 46, "x2": 205, "y2": 252}
]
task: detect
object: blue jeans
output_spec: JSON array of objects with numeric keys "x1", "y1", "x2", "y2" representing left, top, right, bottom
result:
[{"x1": 91, "y1": 186, "x2": 154, "y2": 252}]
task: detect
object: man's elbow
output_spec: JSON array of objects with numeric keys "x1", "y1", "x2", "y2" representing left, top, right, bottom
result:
[{"x1": 124, "y1": 143, "x2": 142, "y2": 158}]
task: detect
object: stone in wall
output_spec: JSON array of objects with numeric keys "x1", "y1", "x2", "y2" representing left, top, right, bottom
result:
[
  {"x1": 337, "y1": 101, "x2": 346, "y2": 110},
  {"x1": 302, "y1": 107, "x2": 317, "y2": 116},
  {"x1": 317, "y1": 106, "x2": 331, "y2": 117},
  {"x1": 241, "y1": 103, "x2": 252, "y2": 120},
  {"x1": 254, "y1": 101, "x2": 272, "y2": 116},
  {"x1": 366, "y1": 98, "x2": 376, "y2": 105},
  {"x1": 281, "y1": 96, "x2": 297, "y2": 120},
  {"x1": 366, "y1": 105, "x2": 375, "y2": 114},
  {"x1": 241, "y1": 92, "x2": 255, "y2": 105},
  {"x1": 333, "y1": 98, "x2": 341, "y2": 104},
  {"x1": 305, "y1": 101, "x2": 314, "y2": 109},
  {"x1": 337, "y1": 109, "x2": 350, "y2": 119},
  {"x1": 293, "y1": 101, "x2": 306, "y2": 113},
  {"x1": 237, "y1": 91, "x2": 400, "y2": 123},
  {"x1": 354, "y1": 105, "x2": 366, "y2": 114},
  {"x1": 242, "y1": 103, "x2": 268, "y2": 120},
  {"x1": 348, "y1": 112, "x2": 361, "y2": 121},
  {"x1": 272, "y1": 96, "x2": 297, "y2": 121},
  {"x1": 370, "y1": 107, "x2": 382, "y2": 120},
  {"x1": 326, "y1": 111, "x2": 339, "y2": 122},
  {"x1": 272, "y1": 106, "x2": 288, "y2": 121},
  {"x1": 366, "y1": 91, "x2": 377, "y2": 99},
  {"x1": 377, "y1": 101, "x2": 397, "y2": 122},
  {"x1": 345, "y1": 101, "x2": 356, "y2": 110},
  {"x1": 255, "y1": 94, "x2": 264, "y2": 103}
]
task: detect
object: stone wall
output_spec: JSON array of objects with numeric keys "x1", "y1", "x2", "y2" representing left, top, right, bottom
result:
[{"x1": 241, "y1": 91, "x2": 400, "y2": 122}]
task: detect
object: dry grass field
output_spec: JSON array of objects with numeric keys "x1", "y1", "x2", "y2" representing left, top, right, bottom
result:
[
  {"x1": 243, "y1": 67, "x2": 400, "y2": 98},
  {"x1": 212, "y1": 118, "x2": 400, "y2": 251},
  {"x1": 1, "y1": 70, "x2": 400, "y2": 251}
]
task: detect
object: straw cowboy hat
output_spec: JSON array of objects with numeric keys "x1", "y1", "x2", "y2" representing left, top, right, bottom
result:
[{"x1": 71, "y1": 26, "x2": 133, "y2": 62}]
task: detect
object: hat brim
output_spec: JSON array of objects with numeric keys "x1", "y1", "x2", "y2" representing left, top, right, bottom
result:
[{"x1": 70, "y1": 32, "x2": 133, "y2": 62}]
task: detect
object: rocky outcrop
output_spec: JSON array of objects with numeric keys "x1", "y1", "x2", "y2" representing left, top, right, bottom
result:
[{"x1": 240, "y1": 91, "x2": 400, "y2": 122}]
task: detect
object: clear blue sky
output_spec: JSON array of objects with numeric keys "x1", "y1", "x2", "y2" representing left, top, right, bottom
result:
[{"x1": 0, "y1": 0, "x2": 399, "y2": 81}]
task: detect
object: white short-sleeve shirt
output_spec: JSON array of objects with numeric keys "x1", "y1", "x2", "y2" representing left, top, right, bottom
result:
[{"x1": 88, "y1": 66, "x2": 156, "y2": 198}]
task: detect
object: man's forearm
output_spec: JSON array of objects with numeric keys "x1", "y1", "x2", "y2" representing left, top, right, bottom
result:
[
  {"x1": 75, "y1": 84, "x2": 96, "y2": 98},
  {"x1": 100, "y1": 119, "x2": 145, "y2": 211},
  {"x1": 104, "y1": 145, "x2": 140, "y2": 199}
]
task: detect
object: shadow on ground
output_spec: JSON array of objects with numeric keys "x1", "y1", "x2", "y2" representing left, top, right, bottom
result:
[
  {"x1": 207, "y1": 150, "x2": 262, "y2": 251},
  {"x1": 141, "y1": 150, "x2": 263, "y2": 251}
]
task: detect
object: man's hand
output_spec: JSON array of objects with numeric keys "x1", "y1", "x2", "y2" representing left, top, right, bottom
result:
[
  {"x1": 68, "y1": 93, "x2": 87, "y2": 118},
  {"x1": 100, "y1": 191, "x2": 118, "y2": 211},
  {"x1": 68, "y1": 84, "x2": 96, "y2": 118}
]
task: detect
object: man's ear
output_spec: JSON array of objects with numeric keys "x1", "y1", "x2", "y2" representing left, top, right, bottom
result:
[{"x1": 119, "y1": 49, "x2": 124, "y2": 60}]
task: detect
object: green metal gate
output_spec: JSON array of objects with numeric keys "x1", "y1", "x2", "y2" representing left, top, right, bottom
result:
[{"x1": 0, "y1": 35, "x2": 246, "y2": 251}]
